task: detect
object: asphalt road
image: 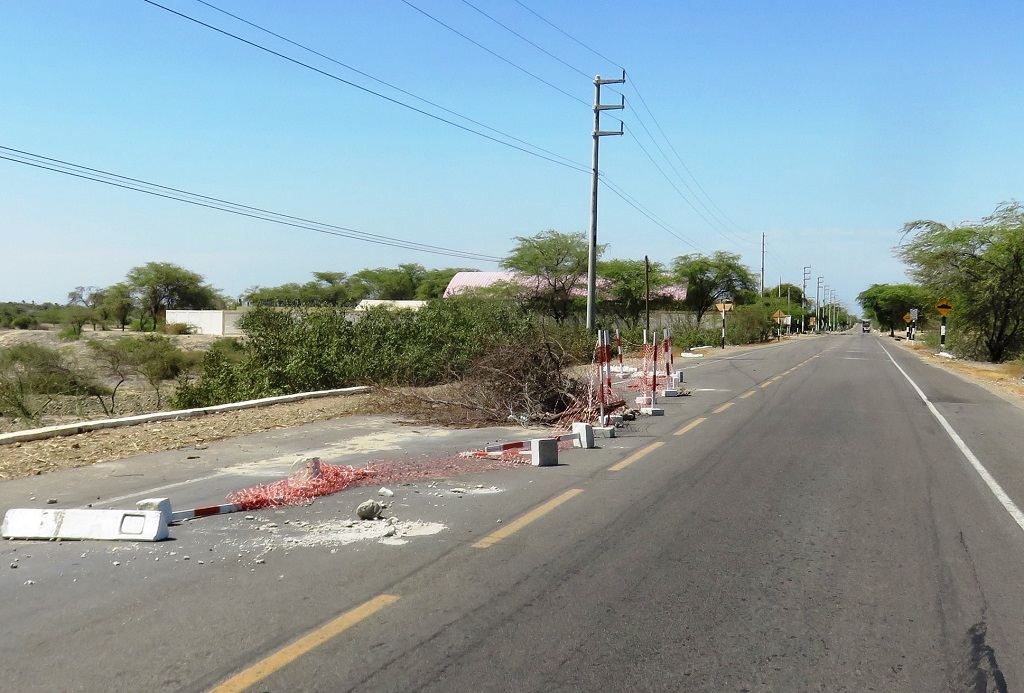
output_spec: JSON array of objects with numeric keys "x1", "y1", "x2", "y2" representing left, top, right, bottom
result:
[{"x1": 3, "y1": 333, "x2": 1024, "y2": 692}]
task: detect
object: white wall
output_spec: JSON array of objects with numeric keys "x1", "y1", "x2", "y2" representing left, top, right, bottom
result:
[{"x1": 165, "y1": 310, "x2": 245, "y2": 335}]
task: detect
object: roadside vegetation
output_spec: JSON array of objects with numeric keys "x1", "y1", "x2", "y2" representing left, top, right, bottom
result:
[
  {"x1": 860, "y1": 202, "x2": 1024, "y2": 363},
  {"x1": 2, "y1": 229, "x2": 832, "y2": 430}
]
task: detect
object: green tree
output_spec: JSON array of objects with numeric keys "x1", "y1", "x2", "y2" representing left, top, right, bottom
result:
[
  {"x1": 354, "y1": 263, "x2": 426, "y2": 301},
  {"x1": 856, "y1": 284, "x2": 931, "y2": 337},
  {"x1": 671, "y1": 252, "x2": 757, "y2": 326},
  {"x1": 896, "y1": 203, "x2": 1024, "y2": 361},
  {"x1": 415, "y1": 267, "x2": 474, "y2": 300},
  {"x1": 501, "y1": 230, "x2": 595, "y2": 323},
  {"x1": 126, "y1": 262, "x2": 222, "y2": 331},
  {"x1": 597, "y1": 258, "x2": 675, "y2": 328},
  {"x1": 101, "y1": 283, "x2": 136, "y2": 331}
]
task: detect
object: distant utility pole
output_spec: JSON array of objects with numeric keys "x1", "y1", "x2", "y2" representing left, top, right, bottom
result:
[
  {"x1": 802, "y1": 266, "x2": 811, "y2": 332},
  {"x1": 816, "y1": 276, "x2": 824, "y2": 332},
  {"x1": 760, "y1": 233, "x2": 765, "y2": 297},
  {"x1": 586, "y1": 71, "x2": 625, "y2": 332}
]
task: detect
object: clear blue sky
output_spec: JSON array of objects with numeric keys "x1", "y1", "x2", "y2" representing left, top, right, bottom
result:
[{"x1": 3, "y1": 1, "x2": 1022, "y2": 312}]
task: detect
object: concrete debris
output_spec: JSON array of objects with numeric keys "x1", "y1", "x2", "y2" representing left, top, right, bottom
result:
[
  {"x1": 357, "y1": 499, "x2": 384, "y2": 520},
  {"x1": 378, "y1": 487, "x2": 395, "y2": 497}
]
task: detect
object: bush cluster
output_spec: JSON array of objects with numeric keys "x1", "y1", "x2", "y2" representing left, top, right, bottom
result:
[{"x1": 172, "y1": 299, "x2": 563, "y2": 408}]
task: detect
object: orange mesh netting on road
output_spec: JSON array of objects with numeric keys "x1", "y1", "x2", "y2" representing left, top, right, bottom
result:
[{"x1": 226, "y1": 449, "x2": 541, "y2": 510}]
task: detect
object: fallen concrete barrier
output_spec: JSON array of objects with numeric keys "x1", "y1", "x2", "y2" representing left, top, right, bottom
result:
[{"x1": 2, "y1": 508, "x2": 169, "y2": 541}]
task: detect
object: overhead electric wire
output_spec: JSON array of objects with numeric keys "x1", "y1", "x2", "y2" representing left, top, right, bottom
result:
[
  {"x1": 398, "y1": 0, "x2": 590, "y2": 107},
  {"x1": 0, "y1": 145, "x2": 503, "y2": 263},
  {"x1": 511, "y1": 0, "x2": 754, "y2": 246},
  {"x1": 628, "y1": 77, "x2": 752, "y2": 240},
  {"x1": 191, "y1": 0, "x2": 587, "y2": 173},
  {"x1": 457, "y1": 0, "x2": 591, "y2": 80},
  {"x1": 511, "y1": 0, "x2": 622, "y2": 72},
  {"x1": 626, "y1": 129, "x2": 747, "y2": 249},
  {"x1": 140, "y1": 0, "x2": 590, "y2": 174},
  {"x1": 600, "y1": 176, "x2": 711, "y2": 254}
]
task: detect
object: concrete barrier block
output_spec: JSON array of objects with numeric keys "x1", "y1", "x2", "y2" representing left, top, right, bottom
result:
[
  {"x1": 572, "y1": 422, "x2": 595, "y2": 449},
  {"x1": 2, "y1": 508, "x2": 169, "y2": 542},
  {"x1": 136, "y1": 498, "x2": 172, "y2": 526},
  {"x1": 661, "y1": 388, "x2": 679, "y2": 397},
  {"x1": 594, "y1": 426, "x2": 617, "y2": 438},
  {"x1": 641, "y1": 407, "x2": 665, "y2": 416},
  {"x1": 530, "y1": 438, "x2": 558, "y2": 466}
]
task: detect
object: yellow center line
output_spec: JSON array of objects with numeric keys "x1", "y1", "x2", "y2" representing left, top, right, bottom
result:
[
  {"x1": 209, "y1": 594, "x2": 401, "y2": 693},
  {"x1": 713, "y1": 402, "x2": 734, "y2": 414},
  {"x1": 674, "y1": 417, "x2": 707, "y2": 436},
  {"x1": 759, "y1": 380, "x2": 773, "y2": 389},
  {"x1": 473, "y1": 488, "x2": 584, "y2": 548},
  {"x1": 607, "y1": 441, "x2": 665, "y2": 472},
  {"x1": 740, "y1": 390, "x2": 756, "y2": 399}
]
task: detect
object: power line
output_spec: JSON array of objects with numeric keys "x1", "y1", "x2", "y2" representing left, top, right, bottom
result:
[
  {"x1": 511, "y1": 0, "x2": 753, "y2": 248},
  {"x1": 192, "y1": 0, "x2": 588, "y2": 173},
  {"x1": 0, "y1": 145, "x2": 503, "y2": 263},
  {"x1": 511, "y1": 0, "x2": 623, "y2": 72},
  {"x1": 600, "y1": 176, "x2": 711, "y2": 255},
  {"x1": 457, "y1": 0, "x2": 591, "y2": 80},
  {"x1": 627, "y1": 77, "x2": 753, "y2": 241},
  {"x1": 140, "y1": 0, "x2": 590, "y2": 174},
  {"x1": 398, "y1": 0, "x2": 590, "y2": 107}
]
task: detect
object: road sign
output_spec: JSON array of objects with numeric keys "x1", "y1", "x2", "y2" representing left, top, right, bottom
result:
[
  {"x1": 910, "y1": 308, "x2": 919, "y2": 321},
  {"x1": 903, "y1": 313, "x2": 912, "y2": 324},
  {"x1": 771, "y1": 309, "x2": 786, "y2": 321},
  {"x1": 715, "y1": 301, "x2": 734, "y2": 312},
  {"x1": 936, "y1": 300, "x2": 953, "y2": 316}
]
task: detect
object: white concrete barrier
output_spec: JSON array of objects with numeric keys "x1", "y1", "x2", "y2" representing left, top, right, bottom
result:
[
  {"x1": 530, "y1": 438, "x2": 558, "y2": 466},
  {"x1": 2, "y1": 508, "x2": 169, "y2": 541},
  {"x1": 571, "y1": 422, "x2": 595, "y2": 449}
]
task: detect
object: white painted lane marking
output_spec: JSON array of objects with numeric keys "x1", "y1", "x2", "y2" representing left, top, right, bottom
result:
[{"x1": 881, "y1": 344, "x2": 1024, "y2": 532}]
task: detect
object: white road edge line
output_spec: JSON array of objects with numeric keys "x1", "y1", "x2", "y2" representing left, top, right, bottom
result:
[
  {"x1": 84, "y1": 473, "x2": 224, "y2": 508},
  {"x1": 881, "y1": 344, "x2": 1024, "y2": 532}
]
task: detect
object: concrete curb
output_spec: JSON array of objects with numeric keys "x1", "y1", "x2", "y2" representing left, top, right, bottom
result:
[{"x1": 0, "y1": 386, "x2": 370, "y2": 446}]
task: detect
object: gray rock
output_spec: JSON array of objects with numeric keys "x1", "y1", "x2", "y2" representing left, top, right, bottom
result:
[{"x1": 357, "y1": 499, "x2": 384, "y2": 520}]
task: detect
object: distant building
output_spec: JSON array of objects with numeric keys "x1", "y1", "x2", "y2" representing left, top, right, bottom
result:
[
  {"x1": 353, "y1": 300, "x2": 428, "y2": 311},
  {"x1": 442, "y1": 271, "x2": 687, "y2": 301}
]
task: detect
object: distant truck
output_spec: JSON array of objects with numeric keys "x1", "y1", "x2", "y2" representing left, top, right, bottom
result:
[{"x1": 862, "y1": 320, "x2": 871, "y2": 333}]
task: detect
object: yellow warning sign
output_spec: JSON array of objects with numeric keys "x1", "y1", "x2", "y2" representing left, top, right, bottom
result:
[{"x1": 936, "y1": 300, "x2": 954, "y2": 316}]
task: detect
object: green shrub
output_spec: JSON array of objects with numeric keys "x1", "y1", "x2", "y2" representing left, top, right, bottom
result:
[
  {"x1": 10, "y1": 314, "x2": 37, "y2": 330},
  {"x1": 162, "y1": 322, "x2": 195, "y2": 335},
  {"x1": 0, "y1": 343, "x2": 110, "y2": 419}
]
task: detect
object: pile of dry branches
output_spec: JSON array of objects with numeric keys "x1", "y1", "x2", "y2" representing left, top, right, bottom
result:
[{"x1": 388, "y1": 340, "x2": 591, "y2": 427}]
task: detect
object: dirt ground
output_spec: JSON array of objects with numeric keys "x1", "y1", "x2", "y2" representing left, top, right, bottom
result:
[{"x1": 1, "y1": 330, "x2": 1023, "y2": 483}]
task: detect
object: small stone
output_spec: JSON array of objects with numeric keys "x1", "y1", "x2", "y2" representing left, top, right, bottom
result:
[
  {"x1": 378, "y1": 487, "x2": 395, "y2": 497},
  {"x1": 46, "y1": 499, "x2": 57, "y2": 505},
  {"x1": 245, "y1": 515, "x2": 255, "y2": 520},
  {"x1": 10, "y1": 562, "x2": 17, "y2": 569},
  {"x1": 256, "y1": 559, "x2": 266, "y2": 564},
  {"x1": 183, "y1": 556, "x2": 190, "y2": 561},
  {"x1": 383, "y1": 527, "x2": 396, "y2": 537},
  {"x1": 197, "y1": 560, "x2": 205, "y2": 565},
  {"x1": 23, "y1": 580, "x2": 35, "y2": 586},
  {"x1": 497, "y1": 519, "x2": 503, "y2": 523},
  {"x1": 451, "y1": 488, "x2": 466, "y2": 494},
  {"x1": 357, "y1": 500, "x2": 384, "y2": 520},
  {"x1": 112, "y1": 561, "x2": 120, "y2": 566}
]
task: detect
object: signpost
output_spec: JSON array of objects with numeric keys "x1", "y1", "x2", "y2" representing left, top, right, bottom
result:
[
  {"x1": 936, "y1": 300, "x2": 953, "y2": 350},
  {"x1": 772, "y1": 309, "x2": 786, "y2": 341},
  {"x1": 715, "y1": 300, "x2": 733, "y2": 349}
]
